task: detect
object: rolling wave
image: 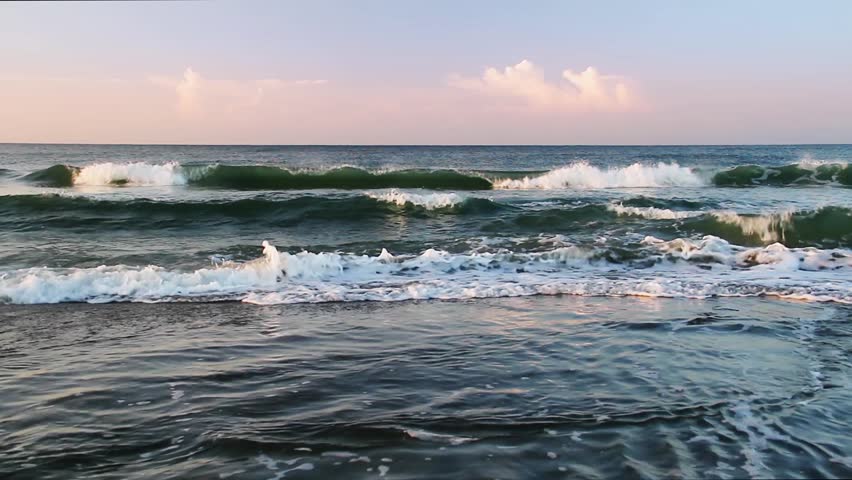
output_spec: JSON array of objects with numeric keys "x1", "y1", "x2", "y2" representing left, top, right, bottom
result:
[
  {"x1": 612, "y1": 204, "x2": 851, "y2": 248},
  {"x1": 712, "y1": 163, "x2": 851, "y2": 186},
  {"x1": 21, "y1": 161, "x2": 852, "y2": 191},
  {"x1": 23, "y1": 163, "x2": 493, "y2": 190},
  {"x1": 1, "y1": 193, "x2": 848, "y2": 247},
  {"x1": 681, "y1": 207, "x2": 852, "y2": 248}
]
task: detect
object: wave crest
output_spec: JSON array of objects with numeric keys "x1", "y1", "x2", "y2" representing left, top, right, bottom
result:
[
  {"x1": 608, "y1": 203, "x2": 703, "y2": 220},
  {"x1": 365, "y1": 189, "x2": 467, "y2": 209},
  {"x1": 74, "y1": 162, "x2": 188, "y2": 186},
  {"x1": 493, "y1": 162, "x2": 706, "y2": 189}
]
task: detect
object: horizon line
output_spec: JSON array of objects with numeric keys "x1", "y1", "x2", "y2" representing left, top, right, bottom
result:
[{"x1": 2, "y1": 142, "x2": 851, "y2": 148}]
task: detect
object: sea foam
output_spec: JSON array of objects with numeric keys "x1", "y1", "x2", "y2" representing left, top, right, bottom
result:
[
  {"x1": 365, "y1": 189, "x2": 467, "y2": 209},
  {"x1": 607, "y1": 203, "x2": 704, "y2": 220},
  {"x1": 1, "y1": 239, "x2": 849, "y2": 305}
]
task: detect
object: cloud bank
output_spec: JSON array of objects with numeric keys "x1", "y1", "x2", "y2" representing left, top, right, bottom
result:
[{"x1": 448, "y1": 60, "x2": 635, "y2": 111}]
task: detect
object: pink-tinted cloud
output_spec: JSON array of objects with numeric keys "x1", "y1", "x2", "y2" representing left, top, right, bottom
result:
[
  {"x1": 448, "y1": 60, "x2": 636, "y2": 111},
  {"x1": 148, "y1": 68, "x2": 328, "y2": 116}
]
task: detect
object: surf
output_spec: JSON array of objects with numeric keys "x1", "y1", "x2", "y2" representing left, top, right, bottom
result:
[{"x1": 1, "y1": 239, "x2": 848, "y2": 305}]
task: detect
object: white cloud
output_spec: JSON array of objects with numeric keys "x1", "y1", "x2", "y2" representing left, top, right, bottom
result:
[
  {"x1": 448, "y1": 59, "x2": 636, "y2": 111},
  {"x1": 148, "y1": 68, "x2": 327, "y2": 116},
  {"x1": 175, "y1": 67, "x2": 201, "y2": 114}
]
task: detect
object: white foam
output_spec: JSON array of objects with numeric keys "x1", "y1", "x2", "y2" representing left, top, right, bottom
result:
[
  {"x1": 366, "y1": 189, "x2": 466, "y2": 209},
  {"x1": 643, "y1": 235, "x2": 850, "y2": 271},
  {"x1": 404, "y1": 428, "x2": 477, "y2": 445},
  {"x1": 796, "y1": 155, "x2": 844, "y2": 169},
  {"x1": 1, "y1": 239, "x2": 849, "y2": 305},
  {"x1": 74, "y1": 162, "x2": 188, "y2": 186},
  {"x1": 0, "y1": 241, "x2": 284, "y2": 304},
  {"x1": 493, "y1": 162, "x2": 706, "y2": 189},
  {"x1": 728, "y1": 400, "x2": 790, "y2": 478},
  {"x1": 608, "y1": 203, "x2": 703, "y2": 220}
]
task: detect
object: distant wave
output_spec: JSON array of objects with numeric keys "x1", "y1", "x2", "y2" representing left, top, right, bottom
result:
[
  {"x1": 21, "y1": 161, "x2": 852, "y2": 190},
  {"x1": 1, "y1": 239, "x2": 848, "y2": 305},
  {"x1": 712, "y1": 163, "x2": 851, "y2": 186},
  {"x1": 23, "y1": 163, "x2": 493, "y2": 190}
]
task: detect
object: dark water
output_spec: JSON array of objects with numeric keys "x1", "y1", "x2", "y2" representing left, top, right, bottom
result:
[
  {"x1": 3, "y1": 298, "x2": 852, "y2": 479},
  {"x1": 1, "y1": 144, "x2": 851, "y2": 478}
]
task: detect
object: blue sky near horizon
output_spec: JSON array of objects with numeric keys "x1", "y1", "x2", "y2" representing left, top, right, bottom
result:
[{"x1": 1, "y1": 1, "x2": 851, "y2": 144}]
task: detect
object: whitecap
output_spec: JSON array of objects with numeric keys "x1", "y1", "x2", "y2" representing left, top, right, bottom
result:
[
  {"x1": 74, "y1": 162, "x2": 188, "y2": 186},
  {"x1": 366, "y1": 189, "x2": 467, "y2": 209},
  {"x1": 493, "y1": 162, "x2": 706, "y2": 189}
]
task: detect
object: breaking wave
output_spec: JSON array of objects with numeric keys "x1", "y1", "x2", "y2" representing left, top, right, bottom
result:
[
  {"x1": 492, "y1": 162, "x2": 706, "y2": 189},
  {"x1": 1, "y1": 239, "x2": 848, "y2": 305},
  {"x1": 681, "y1": 207, "x2": 852, "y2": 247},
  {"x1": 365, "y1": 189, "x2": 468, "y2": 209},
  {"x1": 607, "y1": 203, "x2": 704, "y2": 220}
]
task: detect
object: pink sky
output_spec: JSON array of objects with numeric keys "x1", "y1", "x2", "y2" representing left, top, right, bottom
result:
[{"x1": 2, "y1": 2, "x2": 850, "y2": 145}]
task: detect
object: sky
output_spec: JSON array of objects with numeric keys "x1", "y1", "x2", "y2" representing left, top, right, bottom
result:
[{"x1": 1, "y1": 0, "x2": 851, "y2": 145}]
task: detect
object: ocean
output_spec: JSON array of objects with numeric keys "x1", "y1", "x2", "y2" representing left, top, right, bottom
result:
[{"x1": 1, "y1": 144, "x2": 851, "y2": 479}]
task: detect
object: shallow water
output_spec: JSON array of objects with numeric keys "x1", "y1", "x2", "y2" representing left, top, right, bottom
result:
[{"x1": 2, "y1": 297, "x2": 851, "y2": 479}]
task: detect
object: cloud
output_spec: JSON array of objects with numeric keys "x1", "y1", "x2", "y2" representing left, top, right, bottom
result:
[
  {"x1": 148, "y1": 68, "x2": 327, "y2": 116},
  {"x1": 448, "y1": 59, "x2": 636, "y2": 111},
  {"x1": 175, "y1": 67, "x2": 201, "y2": 114}
]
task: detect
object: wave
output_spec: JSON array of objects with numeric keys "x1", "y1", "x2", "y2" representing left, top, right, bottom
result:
[
  {"x1": 607, "y1": 203, "x2": 703, "y2": 220},
  {"x1": 0, "y1": 193, "x2": 502, "y2": 231},
  {"x1": 365, "y1": 189, "x2": 467, "y2": 209},
  {"x1": 492, "y1": 162, "x2": 706, "y2": 189},
  {"x1": 1, "y1": 239, "x2": 849, "y2": 305},
  {"x1": 23, "y1": 163, "x2": 494, "y2": 190},
  {"x1": 2, "y1": 192, "x2": 847, "y2": 248},
  {"x1": 23, "y1": 164, "x2": 79, "y2": 186},
  {"x1": 602, "y1": 204, "x2": 851, "y2": 248},
  {"x1": 617, "y1": 196, "x2": 708, "y2": 210},
  {"x1": 507, "y1": 204, "x2": 851, "y2": 249},
  {"x1": 21, "y1": 161, "x2": 852, "y2": 190},
  {"x1": 712, "y1": 163, "x2": 851, "y2": 186},
  {"x1": 681, "y1": 207, "x2": 852, "y2": 248}
]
